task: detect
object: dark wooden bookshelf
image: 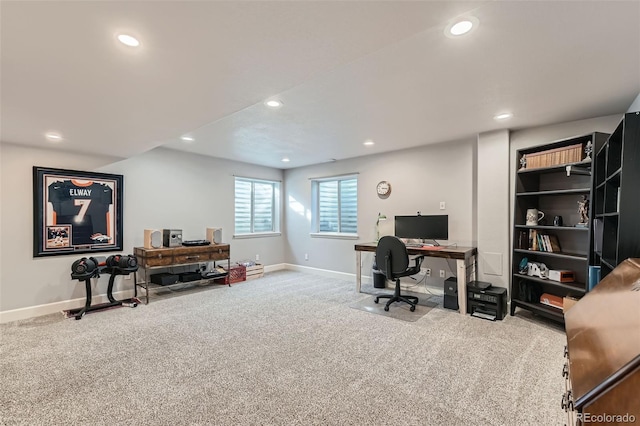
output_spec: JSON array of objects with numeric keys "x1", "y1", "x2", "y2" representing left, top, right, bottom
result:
[
  {"x1": 512, "y1": 273, "x2": 587, "y2": 295},
  {"x1": 511, "y1": 132, "x2": 609, "y2": 324},
  {"x1": 592, "y1": 112, "x2": 640, "y2": 279}
]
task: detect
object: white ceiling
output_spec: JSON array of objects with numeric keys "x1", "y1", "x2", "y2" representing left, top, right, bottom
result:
[{"x1": 2, "y1": 1, "x2": 639, "y2": 169}]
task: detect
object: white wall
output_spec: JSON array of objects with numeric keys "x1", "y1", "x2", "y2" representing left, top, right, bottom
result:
[
  {"x1": 283, "y1": 139, "x2": 476, "y2": 285},
  {"x1": 628, "y1": 92, "x2": 640, "y2": 112},
  {"x1": 1, "y1": 144, "x2": 126, "y2": 314},
  {"x1": 1, "y1": 111, "x2": 630, "y2": 320},
  {"x1": 477, "y1": 130, "x2": 510, "y2": 288},
  {"x1": 0, "y1": 144, "x2": 285, "y2": 317},
  {"x1": 100, "y1": 147, "x2": 285, "y2": 266}
]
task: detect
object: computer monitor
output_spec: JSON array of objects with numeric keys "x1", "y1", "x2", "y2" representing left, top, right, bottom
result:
[{"x1": 394, "y1": 215, "x2": 448, "y2": 243}]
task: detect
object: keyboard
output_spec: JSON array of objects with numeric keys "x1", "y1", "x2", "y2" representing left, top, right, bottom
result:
[
  {"x1": 406, "y1": 244, "x2": 443, "y2": 250},
  {"x1": 182, "y1": 240, "x2": 211, "y2": 246}
]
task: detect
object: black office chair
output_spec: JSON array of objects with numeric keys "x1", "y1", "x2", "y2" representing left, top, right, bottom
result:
[{"x1": 374, "y1": 236, "x2": 425, "y2": 312}]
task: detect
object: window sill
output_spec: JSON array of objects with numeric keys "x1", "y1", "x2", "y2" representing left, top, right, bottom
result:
[
  {"x1": 233, "y1": 232, "x2": 282, "y2": 239},
  {"x1": 310, "y1": 232, "x2": 359, "y2": 240}
]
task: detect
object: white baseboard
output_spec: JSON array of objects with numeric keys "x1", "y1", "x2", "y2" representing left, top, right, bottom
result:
[
  {"x1": 1, "y1": 263, "x2": 386, "y2": 323},
  {"x1": 281, "y1": 263, "x2": 372, "y2": 284},
  {"x1": 0, "y1": 264, "x2": 289, "y2": 323},
  {"x1": 0, "y1": 290, "x2": 135, "y2": 324},
  {"x1": 264, "y1": 263, "x2": 287, "y2": 273},
  {"x1": 279, "y1": 264, "x2": 442, "y2": 295}
]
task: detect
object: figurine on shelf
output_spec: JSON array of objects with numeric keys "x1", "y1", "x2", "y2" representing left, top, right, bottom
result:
[
  {"x1": 519, "y1": 154, "x2": 527, "y2": 170},
  {"x1": 584, "y1": 140, "x2": 593, "y2": 162},
  {"x1": 577, "y1": 195, "x2": 589, "y2": 227}
]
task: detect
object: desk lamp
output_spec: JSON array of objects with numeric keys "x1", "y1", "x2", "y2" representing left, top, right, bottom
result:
[{"x1": 376, "y1": 213, "x2": 387, "y2": 241}]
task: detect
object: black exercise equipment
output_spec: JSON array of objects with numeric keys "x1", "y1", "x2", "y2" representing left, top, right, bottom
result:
[
  {"x1": 70, "y1": 257, "x2": 99, "y2": 280},
  {"x1": 105, "y1": 254, "x2": 137, "y2": 270},
  {"x1": 67, "y1": 254, "x2": 139, "y2": 320}
]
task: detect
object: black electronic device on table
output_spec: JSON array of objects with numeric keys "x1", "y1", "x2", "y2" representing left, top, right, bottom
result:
[
  {"x1": 394, "y1": 214, "x2": 448, "y2": 246},
  {"x1": 182, "y1": 240, "x2": 211, "y2": 246}
]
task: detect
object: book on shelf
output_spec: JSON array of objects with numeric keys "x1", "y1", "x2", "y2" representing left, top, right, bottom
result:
[
  {"x1": 548, "y1": 235, "x2": 561, "y2": 252},
  {"x1": 518, "y1": 231, "x2": 528, "y2": 249},
  {"x1": 537, "y1": 234, "x2": 546, "y2": 251},
  {"x1": 529, "y1": 229, "x2": 537, "y2": 250},
  {"x1": 527, "y1": 230, "x2": 561, "y2": 253}
]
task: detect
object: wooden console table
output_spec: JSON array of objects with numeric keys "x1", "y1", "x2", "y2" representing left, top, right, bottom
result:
[
  {"x1": 354, "y1": 243, "x2": 477, "y2": 314},
  {"x1": 562, "y1": 258, "x2": 640, "y2": 424},
  {"x1": 133, "y1": 244, "x2": 230, "y2": 304}
]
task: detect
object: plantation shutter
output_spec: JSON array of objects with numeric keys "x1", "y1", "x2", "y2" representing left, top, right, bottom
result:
[
  {"x1": 235, "y1": 178, "x2": 276, "y2": 234},
  {"x1": 339, "y1": 179, "x2": 357, "y2": 233},
  {"x1": 319, "y1": 181, "x2": 339, "y2": 232},
  {"x1": 253, "y1": 182, "x2": 274, "y2": 232},
  {"x1": 234, "y1": 179, "x2": 252, "y2": 234},
  {"x1": 318, "y1": 177, "x2": 357, "y2": 233}
]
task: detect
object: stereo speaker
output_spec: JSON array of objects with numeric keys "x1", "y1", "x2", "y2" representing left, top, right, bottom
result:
[
  {"x1": 144, "y1": 229, "x2": 162, "y2": 249},
  {"x1": 206, "y1": 227, "x2": 222, "y2": 244}
]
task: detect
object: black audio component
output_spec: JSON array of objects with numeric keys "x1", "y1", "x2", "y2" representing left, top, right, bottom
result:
[
  {"x1": 150, "y1": 273, "x2": 179, "y2": 286},
  {"x1": 467, "y1": 282, "x2": 507, "y2": 320},
  {"x1": 182, "y1": 240, "x2": 211, "y2": 247},
  {"x1": 179, "y1": 271, "x2": 202, "y2": 282}
]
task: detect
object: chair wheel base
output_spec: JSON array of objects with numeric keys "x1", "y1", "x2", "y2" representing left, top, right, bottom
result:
[{"x1": 384, "y1": 306, "x2": 389, "y2": 311}]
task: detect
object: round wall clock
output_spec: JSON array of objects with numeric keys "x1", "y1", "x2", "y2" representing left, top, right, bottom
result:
[{"x1": 376, "y1": 181, "x2": 391, "y2": 198}]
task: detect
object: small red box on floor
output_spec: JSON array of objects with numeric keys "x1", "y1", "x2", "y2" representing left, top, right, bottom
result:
[{"x1": 214, "y1": 264, "x2": 246, "y2": 285}]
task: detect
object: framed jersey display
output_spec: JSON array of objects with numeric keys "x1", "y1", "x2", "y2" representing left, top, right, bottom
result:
[{"x1": 33, "y1": 166, "x2": 123, "y2": 257}]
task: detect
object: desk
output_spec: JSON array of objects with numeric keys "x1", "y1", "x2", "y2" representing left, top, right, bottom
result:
[{"x1": 354, "y1": 243, "x2": 477, "y2": 315}]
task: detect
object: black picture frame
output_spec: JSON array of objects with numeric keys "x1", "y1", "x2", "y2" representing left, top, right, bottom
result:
[{"x1": 33, "y1": 166, "x2": 124, "y2": 257}]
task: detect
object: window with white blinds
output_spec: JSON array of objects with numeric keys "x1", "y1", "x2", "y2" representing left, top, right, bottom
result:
[
  {"x1": 234, "y1": 177, "x2": 280, "y2": 236},
  {"x1": 312, "y1": 175, "x2": 357, "y2": 235}
]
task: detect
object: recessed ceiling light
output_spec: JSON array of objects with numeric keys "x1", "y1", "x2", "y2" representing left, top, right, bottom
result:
[
  {"x1": 265, "y1": 100, "x2": 283, "y2": 108},
  {"x1": 445, "y1": 16, "x2": 478, "y2": 37},
  {"x1": 117, "y1": 34, "x2": 140, "y2": 47},
  {"x1": 45, "y1": 132, "x2": 63, "y2": 142},
  {"x1": 281, "y1": 157, "x2": 290, "y2": 162},
  {"x1": 450, "y1": 20, "x2": 473, "y2": 35},
  {"x1": 180, "y1": 136, "x2": 195, "y2": 142},
  {"x1": 363, "y1": 140, "x2": 375, "y2": 146},
  {"x1": 494, "y1": 112, "x2": 513, "y2": 120}
]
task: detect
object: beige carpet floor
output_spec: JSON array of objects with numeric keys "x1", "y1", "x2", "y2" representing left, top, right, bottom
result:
[{"x1": 0, "y1": 270, "x2": 566, "y2": 425}]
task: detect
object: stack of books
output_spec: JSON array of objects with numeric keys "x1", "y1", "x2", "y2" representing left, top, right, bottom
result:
[
  {"x1": 525, "y1": 229, "x2": 562, "y2": 252},
  {"x1": 523, "y1": 143, "x2": 584, "y2": 169}
]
